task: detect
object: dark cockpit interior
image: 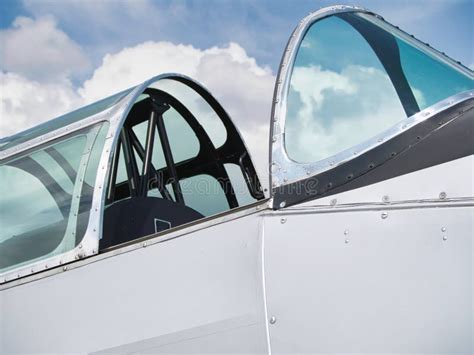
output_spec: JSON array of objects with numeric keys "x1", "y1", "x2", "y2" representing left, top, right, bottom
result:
[{"x1": 101, "y1": 83, "x2": 264, "y2": 249}]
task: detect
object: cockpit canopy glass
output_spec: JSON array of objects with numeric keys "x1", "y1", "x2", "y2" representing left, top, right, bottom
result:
[
  {"x1": 0, "y1": 122, "x2": 109, "y2": 273},
  {"x1": 284, "y1": 12, "x2": 473, "y2": 163}
]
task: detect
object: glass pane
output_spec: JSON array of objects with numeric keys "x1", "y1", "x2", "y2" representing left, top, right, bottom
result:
[
  {"x1": 284, "y1": 13, "x2": 473, "y2": 164},
  {"x1": 151, "y1": 79, "x2": 228, "y2": 148},
  {"x1": 358, "y1": 14, "x2": 473, "y2": 111},
  {"x1": 224, "y1": 163, "x2": 257, "y2": 206},
  {"x1": 163, "y1": 107, "x2": 200, "y2": 163},
  {"x1": 285, "y1": 15, "x2": 405, "y2": 163},
  {"x1": 180, "y1": 175, "x2": 229, "y2": 217},
  {"x1": 0, "y1": 123, "x2": 108, "y2": 273}
]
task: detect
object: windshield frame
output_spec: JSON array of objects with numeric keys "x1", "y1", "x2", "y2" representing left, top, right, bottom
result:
[{"x1": 269, "y1": 5, "x2": 473, "y2": 193}]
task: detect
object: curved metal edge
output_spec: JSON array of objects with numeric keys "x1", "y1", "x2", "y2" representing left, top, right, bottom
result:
[
  {"x1": 0, "y1": 72, "x2": 265, "y2": 285},
  {"x1": 269, "y1": 4, "x2": 474, "y2": 209}
]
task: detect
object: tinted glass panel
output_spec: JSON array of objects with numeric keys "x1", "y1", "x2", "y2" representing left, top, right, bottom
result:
[
  {"x1": 359, "y1": 13, "x2": 473, "y2": 110},
  {"x1": 285, "y1": 15, "x2": 405, "y2": 163},
  {"x1": 180, "y1": 174, "x2": 229, "y2": 216},
  {"x1": 285, "y1": 13, "x2": 473, "y2": 164},
  {"x1": 163, "y1": 107, "x2": 200, "y2": 163},
  {"x1": 0, "y1": 123, "x2": 108, "y2": 273}
]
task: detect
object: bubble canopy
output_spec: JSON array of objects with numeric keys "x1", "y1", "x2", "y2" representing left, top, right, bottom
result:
[{"x1": 0, "y1": 74, "x2": 261, "y2": 283}]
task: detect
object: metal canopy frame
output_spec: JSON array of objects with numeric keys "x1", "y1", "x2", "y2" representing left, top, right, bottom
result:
[{"x1": 0, "y1": 73, "x2": 264, "y2": 285}]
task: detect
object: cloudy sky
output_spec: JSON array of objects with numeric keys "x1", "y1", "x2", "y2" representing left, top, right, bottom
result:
[{"x1": 0, "y1": 0, "x2": 472, "y2": 176}]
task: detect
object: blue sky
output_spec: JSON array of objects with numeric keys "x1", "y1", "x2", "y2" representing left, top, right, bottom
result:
[{"x1": 1, "y1": 0, "x2": 472, "y2": 73}]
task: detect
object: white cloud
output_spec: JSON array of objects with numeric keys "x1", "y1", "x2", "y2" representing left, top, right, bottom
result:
[
  {"x1": 0, "y1": 72, "x2": 80, "y2": 137},
  {"x1": 0, "y1": 16, "x2": 91, "y2": 82}
]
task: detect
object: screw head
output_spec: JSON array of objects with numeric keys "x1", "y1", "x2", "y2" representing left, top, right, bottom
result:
[
  {"x1": 382, "y1": 195, "x2": 390, "y2": 203},
  {"x1": 381, "y1": 212, "x2": 388, "y2": 219},
  {"x1": 280, "y1": 218, "x2": 287, "y2": 224},
  {"x1": 443, "y1": 235, "x2": 448, "y2": 241},
  {"x1": 269, "y1": 316, "x2": 277, "y2": 324},
  {"x1": 330, "y1": 199, "x2": 337, "y2": 206},
  {"x1": 439, "y1": 192, "x2": 447, "y2": 200},
  {"x1": 279, "y1": 201, "x2": 286, "y2": 208}
]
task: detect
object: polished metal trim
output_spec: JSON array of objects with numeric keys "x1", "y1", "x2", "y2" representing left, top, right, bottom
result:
[
  {"x1": 264, "y1": 197, "x2": 474, "y2": 216},
  {"x1": 269, "y1": 5, "x2": 474, "y2": 208}
]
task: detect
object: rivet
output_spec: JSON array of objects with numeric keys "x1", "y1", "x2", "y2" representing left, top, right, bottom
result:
[
  {"x1": 283, "y1": 178, "x2": 288, "y2": 183},
  {"x1": 344, "y1": 230, "x2": 349, "y2": 235},
  {"x1": 330, "y1": 199, "x2": 337, "y2": 206},
  {"x1": 143, "y1": 242, "x2": 147, "y2": 247},
  {"x1": 63, "y1": 266, "x2": 68, "y2": 271},
  {"x1": 441, "y1": 227, "x2": 447, "y2": 232},
  {"x1": 79, "y1": 244, "x2": 82, "y2": 249},
  {"x1": 443, "y1": 235, "x2": 448, "y2": 241},
  {"x1": 439, "y1": 192, "x2": 447, "y2": 200},
  {"x1": 345, "y1": 239, "x2": 350, "y2": 244},
  {"x1": 306, "y1": 170, "x2": 311, "y2": 176},
  {"x1": 381, "y1": 212, "x2": 388, "y2": 219},
  {"x1": 382, "y1": 195, "x2": 390, "y2": 203},
  {"x1": 269, "y1": 316, "x2": 277, "y2": 324},
  {"x1": 280, "y1": 218, "x2": 287, "y2": 224},
  {"x1": 280, "y1": 201, "x2": 286, "y2": 208}
]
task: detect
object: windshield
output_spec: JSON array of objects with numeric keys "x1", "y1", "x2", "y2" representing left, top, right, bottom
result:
[
  {"x1": 0, "y1": 122, "x2": 109, "y2": 274},
  {"x1": 284, "y1": 11, "x2": 473, "y2": 163}
]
